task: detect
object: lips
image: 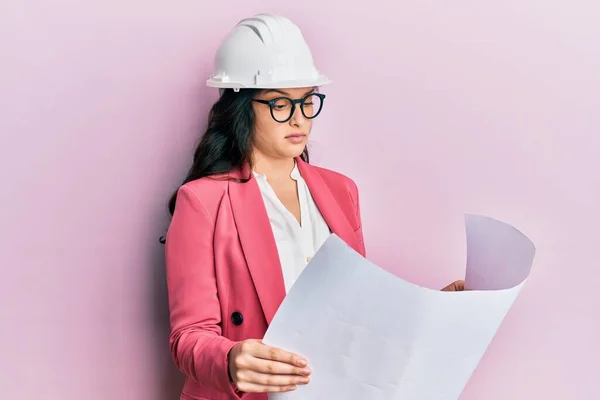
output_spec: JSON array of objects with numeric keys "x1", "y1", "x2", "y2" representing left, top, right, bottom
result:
[{"x1": 285, "y1": 133, "x2": 307, "y2": 144}]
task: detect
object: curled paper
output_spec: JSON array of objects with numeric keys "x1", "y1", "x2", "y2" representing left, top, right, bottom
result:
[{"x1": 263, "y1": 214, "x2": 536, "y2": 400}]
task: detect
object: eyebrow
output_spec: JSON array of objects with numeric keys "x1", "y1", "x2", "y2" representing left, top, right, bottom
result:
[{"x1": 263, "y1": 87, "x2": 317, "y2": 97}]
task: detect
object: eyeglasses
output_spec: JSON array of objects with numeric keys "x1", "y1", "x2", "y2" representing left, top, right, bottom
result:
[{"x1": 252, "y1": 93, "x2": 326, "y2": 123}]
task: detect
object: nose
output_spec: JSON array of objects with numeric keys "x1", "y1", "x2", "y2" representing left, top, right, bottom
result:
[{"x1": 289, "y1": 102, "x2": 307, "y2": 126}]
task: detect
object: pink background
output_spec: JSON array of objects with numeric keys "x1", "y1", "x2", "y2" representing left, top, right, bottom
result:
[{"x1": 1, "y1": 1, "x2": 598, "y2": 399}]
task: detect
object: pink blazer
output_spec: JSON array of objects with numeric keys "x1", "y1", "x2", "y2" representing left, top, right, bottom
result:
[{"x1": 164, "y1": 157, "x2": 366, "y2": 400}]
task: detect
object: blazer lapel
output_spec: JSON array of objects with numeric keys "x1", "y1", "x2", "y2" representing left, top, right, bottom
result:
[
  {"x1": 296, "y1": 157, "x2": 357, "y2": 250},
  {"x1": 228, "y1": 164, "x2": 286, "y2": 325}
]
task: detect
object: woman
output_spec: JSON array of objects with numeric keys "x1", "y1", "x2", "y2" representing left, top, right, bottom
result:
[{"x1": 164, "y1": 13, "x2": 464, "y2": 400}]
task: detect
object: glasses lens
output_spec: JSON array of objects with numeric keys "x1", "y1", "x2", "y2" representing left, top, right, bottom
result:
[
  {"x1": 301, "y1": 94, "x2": 323, "y2": 119},
  {"x1": 271, "y1": 98, "x2": 294, "y2": 122}
]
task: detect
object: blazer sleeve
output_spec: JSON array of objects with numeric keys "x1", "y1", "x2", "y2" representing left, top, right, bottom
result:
[
  {"x1": 164, "y1": 184, "x2": 245, "y2": 398},
  {"x1": 346, "y1": 178, "x2": 366, "y2": 257}
]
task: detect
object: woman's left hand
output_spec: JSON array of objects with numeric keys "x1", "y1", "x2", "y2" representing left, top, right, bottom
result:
[{"x1": 441, "y1": 280, "x2": 465, "y2": 291}]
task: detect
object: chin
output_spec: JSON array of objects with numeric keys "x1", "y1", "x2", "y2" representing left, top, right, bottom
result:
[{"x1": 288, "y1": 145, "x2": 307, "y2": 158}]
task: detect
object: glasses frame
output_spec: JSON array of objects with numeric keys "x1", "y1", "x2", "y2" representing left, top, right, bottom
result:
[{"x1": 252, "y1": 92, "x2": 326, "y2": 123}]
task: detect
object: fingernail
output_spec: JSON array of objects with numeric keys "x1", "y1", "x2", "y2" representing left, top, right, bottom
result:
[
  {"x1": 300, "y1": 378, "x2": 310, "y2": 384},
  {"x1": 297, "y1": 359, "x2": 307, "y2": 367},
  {"x1": 302, "y1": 368, "x2": 311, "y2": 374}
]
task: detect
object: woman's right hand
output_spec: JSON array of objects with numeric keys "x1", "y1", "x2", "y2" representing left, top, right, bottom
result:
[{"x1": 228, "y1": 339, "x2": 311, "y2": 393}]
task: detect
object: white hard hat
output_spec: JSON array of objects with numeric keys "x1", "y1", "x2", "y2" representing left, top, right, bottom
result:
[{"x1": 207, "y1": 13, "x2": 331, "y2": 91}]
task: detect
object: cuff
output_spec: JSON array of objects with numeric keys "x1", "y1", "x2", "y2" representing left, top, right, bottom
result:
[{"x1": 214, "y1": 337, "x2": 247, "y2": 399}]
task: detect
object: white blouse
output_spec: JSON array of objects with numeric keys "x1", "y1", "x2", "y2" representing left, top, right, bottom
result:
[{"x1": 253, "y1": 162, "x2": 331, "y2": 293}]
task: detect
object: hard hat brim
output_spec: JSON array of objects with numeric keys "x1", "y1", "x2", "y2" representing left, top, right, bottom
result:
[{"x1": 206, "y1": 75, "x2": 332, "y2": 90}]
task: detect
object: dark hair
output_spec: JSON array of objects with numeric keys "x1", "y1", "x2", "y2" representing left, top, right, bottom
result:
[{"x1": 159, "y1": 88, "x2": 309, "y2": 243}]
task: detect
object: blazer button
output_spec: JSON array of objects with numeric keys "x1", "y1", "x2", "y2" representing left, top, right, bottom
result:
[{"x1": 231, "y1": 311, "x2": 244, "y2": 326}]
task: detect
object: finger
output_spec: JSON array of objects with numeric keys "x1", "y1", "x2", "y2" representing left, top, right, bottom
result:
[
  {"x1": 441, "y1": 280, "x2": 465, "y2": 291},
  {"x1": 246, "y1": 356, "x2": 311, "y2": 376},
  {"x1": 441, "y1": 283, "x2": 454, "y2": 291},
  {"x1": 238, "y1": 370, "x2": 310, "y2": 387},
  {"x1": 251, "y1": 343, "x2": 307, "y2": 367},
  {"x1": 450, "y1": 280, "x2": 465, "y2": 291},
  {"x1": 236, "y1": 381, "x2": 297, "y2": 393}
]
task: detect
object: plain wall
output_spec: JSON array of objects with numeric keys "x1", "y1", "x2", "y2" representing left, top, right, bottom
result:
[{"x1": 1, "y1": 1, "x2": 598, "y2": 399}]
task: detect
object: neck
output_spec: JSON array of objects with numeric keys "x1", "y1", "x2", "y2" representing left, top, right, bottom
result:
[{"x1": 252, "y1": 153, "x2": 297, "y2": 181}]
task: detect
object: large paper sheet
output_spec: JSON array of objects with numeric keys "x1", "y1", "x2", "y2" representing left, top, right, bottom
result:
[{"x1": 263, "y1": 214, "x2": 536, "y2": 400}]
